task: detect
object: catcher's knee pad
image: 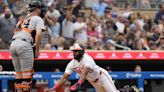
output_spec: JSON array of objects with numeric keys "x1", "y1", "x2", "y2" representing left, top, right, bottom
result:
[
  {"x1": 15, "y1": 71, "x2": 22, "y2": 79},
  {"x1": 22, "y1": 69, "x2": 34, "y2": 79}
]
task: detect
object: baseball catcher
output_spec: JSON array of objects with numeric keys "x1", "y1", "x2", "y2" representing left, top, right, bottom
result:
[{"x1": 9, "y1": 0, "x2": 46, "y2": 92}]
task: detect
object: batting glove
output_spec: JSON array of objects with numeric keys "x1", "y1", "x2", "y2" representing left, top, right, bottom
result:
[{"x1": 70, "y1": 80, "x2": 83, "y2": 91}]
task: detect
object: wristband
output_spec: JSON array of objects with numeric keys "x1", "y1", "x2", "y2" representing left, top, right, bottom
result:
[
  {"x1": 54, "y1": 83, "x2": 60, "y2": 89},
  {"x1": 77, "y1": 79, "x2": 84, "y2": 85}
]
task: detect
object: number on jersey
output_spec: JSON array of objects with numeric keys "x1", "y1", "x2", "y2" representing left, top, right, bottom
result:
[{"x1": 23, "y1": 19, "x2": 31, "y2": 28}]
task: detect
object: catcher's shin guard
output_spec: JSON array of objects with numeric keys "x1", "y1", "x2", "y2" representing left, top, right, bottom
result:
[
  {"x1": 21, "y1": 82, "x2": 32, "y2": 92},
  {"x1": 14, "y1": 82, "x2": 32, "y2": 92},
  {"x1": 21, "y1": 69, "x2": 34, "y2": 92},
  {"x1": 15, "y1": 71, "x2": 23, "y2": 92}
]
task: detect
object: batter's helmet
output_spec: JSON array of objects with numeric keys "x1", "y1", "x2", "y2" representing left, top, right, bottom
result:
[
  {"x1": 71, "y1": 43, "x2": 83, "y2": 51},
  {"x1": 71, "y1": 43, "x2": 85, "y2": 61}
]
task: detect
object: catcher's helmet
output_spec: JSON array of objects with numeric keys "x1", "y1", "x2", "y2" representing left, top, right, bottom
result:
[
  {"x1": 28, "y1": 0, "x2": 47, "y2": 18},
  {"x1": 28, "y1": 0, "x2": 42, "y2": 11}
]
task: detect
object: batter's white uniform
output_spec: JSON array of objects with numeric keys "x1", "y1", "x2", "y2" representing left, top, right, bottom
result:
[{"x1": 65, "y1": 53, "x2": 119, "y2": 92}]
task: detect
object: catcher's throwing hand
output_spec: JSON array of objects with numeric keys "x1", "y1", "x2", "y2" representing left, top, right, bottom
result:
[{"x1": 70, "y1": 82, "x2": 82, "y2": 91}]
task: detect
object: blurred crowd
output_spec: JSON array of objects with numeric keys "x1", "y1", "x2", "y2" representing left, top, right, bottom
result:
[{"x1": 0, "y1": 0, "x2": 164, "y2": 50}]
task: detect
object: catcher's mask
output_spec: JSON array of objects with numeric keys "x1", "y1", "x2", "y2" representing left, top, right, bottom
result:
[{"x1": 28, "y1": 0, "x2": 47, "y2": 18}]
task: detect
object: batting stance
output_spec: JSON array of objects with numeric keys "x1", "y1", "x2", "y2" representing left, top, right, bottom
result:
[
  {"x1": 45, "y1": 43, "x2": 119, "y2": 92},
  {"x1": 9, "y1": 1, "x2": 46, "y2": 92}
]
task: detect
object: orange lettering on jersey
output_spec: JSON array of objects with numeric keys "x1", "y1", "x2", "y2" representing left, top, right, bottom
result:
[{"x1": 73, "y1": 67, "x2": 81, "y2": 74}]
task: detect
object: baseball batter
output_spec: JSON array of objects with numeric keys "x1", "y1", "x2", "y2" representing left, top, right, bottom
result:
[
  {"x1": 45, "y1": 43, "x2": 119, "y2": 92},
  {"x1": 9, "y1": 1, "x2": 46, "y2": 92}
]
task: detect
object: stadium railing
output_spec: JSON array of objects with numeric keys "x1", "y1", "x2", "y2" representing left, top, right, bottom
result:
[{"x1": 0, "y1": 71, "x2": 164, "y2": 92}]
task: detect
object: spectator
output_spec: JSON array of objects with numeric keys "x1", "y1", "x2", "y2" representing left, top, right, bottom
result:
[
  {"x1": 117, "y1": 65, "x2": 142, "y2": 92},
  {"x1": 110, "y1": 6, "x2": 119, "y2": 19},
  {"x1": 140, "y1": 0, "x2": 151, "y2": 9},
  {"x1": 45, "y1": 2, "x2": 61, "y2": 38},
  {"x1": 43, "y1": 43, "x2": 52, "y2": 50},
  {"x1": 0, "y1": 0, "x2": 164, "y2": 51},
  {"x1": 72, "y1": 0, "x2": 83, "y2": 17},
  {"x1": 124, "y1": 19, "x2": 130, "y2": 34},
  {"x1": 0, "y1": 7, "x2": 16, "y2": 48},
  {"x1": 50, "y1": 37, "x2": 58, "y2": 50},
  {"x1": 55, "y1": 0, "x2": 66, "y2": 10},
  {"x1": 87, "y1": 18, "x2": 99, "y2": 41},
  {"x1": 158, "y1": 16, "x2": 164, "y2": 36},
  {"x1": 11, "y1": 0, "x2": 26, "y2": 19},
  {"x1": 103, "y1": 7, "x2": 112, "y2": 22},
  {"x1": 143, "y1": 23, "x2": 151, "y2": 35},
  {"x1": 58, "y1": 5, "x2": 67, "y2": 25},
  {"x1": 115, "y1": 14, "x2": 125, "y2": 33},
  {"x1": 102, "y1": 30, "x2": 110, "y2": 44},
  {"x1": 155, "y1": 4, "x2": 164, "y2": 24},
  {"x1": 105, "y1": 41, "x2": 116, "y2": 50},
  {"x1": 128, "y1": 13, "x2": 136, "y2": 24},
  {"x1": 47, "y1": 2, "x2": 61, "y2": 19},
  {"x1": 136, "y1": 12, "x2": 145, "y2": 30},
  {"x1": 150, "y1": 24, "x2": 161, "y2": 42},
  {"x1": 40, "y1": 28, "x2": 51, "y2": 49},
  {"x1": 51, "y1": 36, "x2": 66, "y2": 50},
  {"x1": 104, "y1": 0, "x2": 115, "y2": 6},
  {"x1": 0, "y1": 64, "x2": 3, "y2": 71},
  {"x1": 158, "y1": 36, "x2": 164, "y2": 50},
  {"x1": 126, "y1": 31, "x2": 136, "y2": 49},
  {"x1": 114, "y1": 33, "x2": 127, "y2": 49},
  {"x1": 149, "y1": 42, "x2": 158, "y2": 50},
  {"x1": 87, "y1": 36, "x2": 97, "y2": 50},
  {"x1": 102, "y1": 20, "x2": 116, "y2": 39},
  {"x1": 62, "y1": 4, "x2": 75, "y2": 41},
  {"x1": 143, "y1": 15, "x2": 153, "y2": 30},
  {"x1": 106, "y1": 66, "x2": 112, "y2": 72},
  {"x1": 95, "y1": 41, "x2": 105, "y2": 50},
  {"x1": 134, "y1": 65, "x2": 143, "y2": 92},
  {"x1": 73, "y1": 12, "x2": 88, "y2": 43},
  {"x1": 53, "y1": 68, "x2": 61, "y2": 72},
  {"x1": 92, "y1": 0, "x2": 108, "y2": 17},
  {"x1": 0, "y1": 37, "x2": 6, "y2": 49},
  {"x1": 0, "y1": 0, "x2": 4, "y2": 14},
  {"x1": 123, "y1": 4, "x2": 133, "y2": 18},
  {"x1": 134, "y1": 65, "x2": 142, "y2": 72},
  {"x1": 63, "y1": 39, "x2": 75, "y2": 50}
]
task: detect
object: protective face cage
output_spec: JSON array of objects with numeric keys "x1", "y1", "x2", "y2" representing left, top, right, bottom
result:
[{"x1": 28, "y1": 1, "x2": 47, "y2": 18}]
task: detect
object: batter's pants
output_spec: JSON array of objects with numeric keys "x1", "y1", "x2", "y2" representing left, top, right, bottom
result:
[{"x1": 89, "y1": 68, "x2": 119, "y2": 92}]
